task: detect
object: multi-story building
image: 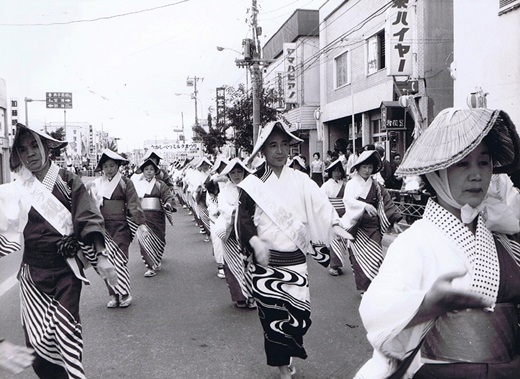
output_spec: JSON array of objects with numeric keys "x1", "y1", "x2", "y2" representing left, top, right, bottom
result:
[
  {"x1": 319, "y1": 0, "x2": 453, "y2": 159},
  {"x1": 452, "y1": 0, "x2": 520, "y2": 125},
  {"x1": 262, "y1": 9, "x2": 321, "y2": 160},
  {"x1": 46, "y1": 122, "x2": 91, "y2": 167}
]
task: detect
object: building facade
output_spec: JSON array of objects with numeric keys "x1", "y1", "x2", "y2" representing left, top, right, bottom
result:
[
  {"x1": 319, "y1": 0, "x2": 453, "y2": 160},
  {"x1": 262, "y1": 9, "x2": 321, "y2": 160}
]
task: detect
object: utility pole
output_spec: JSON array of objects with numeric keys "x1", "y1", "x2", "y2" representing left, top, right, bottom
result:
[
  {"x1": 251, "y1": 0, "x2": 261, "y2": 146},
  {"x1": 234, "y1": 0, "x2": 273, "y2": 147},
  {"x1": 186, "y1": 76, "x2": 203, "y2": 141}
]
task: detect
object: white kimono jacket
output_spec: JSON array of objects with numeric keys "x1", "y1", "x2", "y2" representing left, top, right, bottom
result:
[{"x1": 354, "y1": 199, "x2": 515, "y2": 378}]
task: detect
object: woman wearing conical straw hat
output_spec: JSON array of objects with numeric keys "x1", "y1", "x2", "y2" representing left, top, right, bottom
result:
[
  {"x1": 89, "y1": 149, "x2": 147, "y2": 308},
  {"x1": 355, "y1": 108, "x2": 520, "y2": 378},
  {"x1": 0, "y1": 124, "x2": 117, "y2": 378},
  {"x1": 214, "y1": 158, "x2": 256, "y2": 309},
  {"x1": 133, "y1": 158, "x2": 176, "y2": 278},
  {"x1": 320, "y1": 158, "x2": 349, "y2": 276},
  {"x1": 235, "y1": 120, "x2": 352, "y2": 378},
  {"x1": 341, "y1": 149, "x2": 403, "y2": 294}
]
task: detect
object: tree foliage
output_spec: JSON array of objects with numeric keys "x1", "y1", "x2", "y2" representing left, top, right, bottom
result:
[
  {"x1": 49, "y1": 127, "x2": 66, "y2": 160},
  {"x1": 226, "y1": 84, "x2": 279, "y2": 154},
  {"x1": 193, "y1": 113, "x2": 231, "y2": 158}
]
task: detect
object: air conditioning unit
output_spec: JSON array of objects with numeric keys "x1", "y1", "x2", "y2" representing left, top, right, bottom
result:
[{"x1": 499, "y1": 0, "x2": 520, "y2": 15}]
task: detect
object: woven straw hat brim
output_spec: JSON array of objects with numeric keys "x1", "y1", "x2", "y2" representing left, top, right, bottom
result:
[
  {"x1": 325, "y1": 157, "x2": 345, "y2": 173},
  {"x1": 350, "y1": 150, "x2": 382, "y2": 174},
  {"x1": 136, "y1": 159, "x2": 160, "y2": 175},
  {"x1": 143, "y1": 150, "x2": 162, "y2": 162},
  {"x1": 288, "y1": 156, "x2": 306, "y2": 169},
  {"x1": 95, "y1": 149, "x2": 129, "y2": 172},
  {"x1": 248, "y1": 120, "x2": 303, "y2": 163},
  {"x1": 220, "y1": 157, "x2": 253, "y2": 176},
  {"x1": 10, "y1": 123, "x2": 68, "y2": 171},
  {"x1": 211, "y1": 156, "x2": 229, "y2": 174},
  {"x1": 195, "y1": 157, "x2": 213, "y2": 169},
  {"x1": 396, "y1": 108, "x2": 520, "y2": 176}
]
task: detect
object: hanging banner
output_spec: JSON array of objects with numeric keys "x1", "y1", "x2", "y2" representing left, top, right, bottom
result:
[
  {"x1": 283, "y1": 43, "x2": 298, "y2": 104},
  {"x1": 386, "y1": 0, "x2": 414, "y2": 76}
]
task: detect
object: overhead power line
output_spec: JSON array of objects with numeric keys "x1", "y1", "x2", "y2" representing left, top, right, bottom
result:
[{"x1": 0, "y1": 0, "x2": 189, "y2": 27}]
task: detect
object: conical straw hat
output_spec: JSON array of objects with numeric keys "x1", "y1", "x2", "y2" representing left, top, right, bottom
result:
[
  {"x1": 396, "y1": 108, "x2": 520, "y2": 176},
  {"x1": 220, "y1": 157, "x2": 253, "y2": 176},
  {"x1": 351, "y1": 150, "x2": 382, "y2": 174},
  {"x1": 10, "y1": 123, "x2": 68, "y2": 171},
  {"x1": 248, "y1": 120, "x2": 303, "y2": 163},
  {"x1": 95, "y1": 149, "x2": 129, "y2": 171}
]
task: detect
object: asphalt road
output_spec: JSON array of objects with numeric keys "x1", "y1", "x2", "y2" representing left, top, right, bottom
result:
[{"x1": 0, "y1": 204, "x2": 378, "y2": 379}]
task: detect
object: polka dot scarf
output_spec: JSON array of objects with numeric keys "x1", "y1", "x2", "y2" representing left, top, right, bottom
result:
[{"x1": 423, "y1": 199, "x2": 499, "y2": 306}]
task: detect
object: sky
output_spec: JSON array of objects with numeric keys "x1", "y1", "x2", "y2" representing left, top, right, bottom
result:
[{"x1": 0, "y1": 0, "x2": 326, "y2": 151}]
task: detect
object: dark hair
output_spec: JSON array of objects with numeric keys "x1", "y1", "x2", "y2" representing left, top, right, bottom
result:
[
  {"x1": 327, "y1": 162, "x2": 345, "y2": 178},
  {"x1": 334, "y1": 138, "x2": 348, "y2": 154},
  {"x1": 313, "y1": 152, "x2": 320, "y2": 159},
  {"x1": 353, "y1": 154, "x2": 380, "y2": 172}
]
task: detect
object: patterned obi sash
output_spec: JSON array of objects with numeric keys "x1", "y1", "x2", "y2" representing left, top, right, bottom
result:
[
  {"x1": 100, "y1": 200, "x2": 126, "y2": 221},
  {"x1": 269, "y1": 250, "x2": 306, "y2": 267},
  {"x1": 141, "y1": 197, "x2": 162, "y2": 211},
  {"x1": 422, "y1": 303, "x2": 519, "y2": 363},
  {"x1": 329, "y1": 197, "x2": 345, "y2": 217}
]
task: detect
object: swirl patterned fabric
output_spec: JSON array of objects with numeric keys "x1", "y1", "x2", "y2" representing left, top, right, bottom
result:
[{"x1": 251, "y1": 263, "x2": 311, "y2": 365}]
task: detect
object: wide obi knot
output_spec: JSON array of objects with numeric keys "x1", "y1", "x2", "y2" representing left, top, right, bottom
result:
[{"x1": 422, "y1": 303, "x2": 519, "y2": 363}]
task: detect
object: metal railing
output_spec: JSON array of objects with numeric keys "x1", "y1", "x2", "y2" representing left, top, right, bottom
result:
[{"x1": 388, "y1": 189, "x2": 429, "y2": 224}]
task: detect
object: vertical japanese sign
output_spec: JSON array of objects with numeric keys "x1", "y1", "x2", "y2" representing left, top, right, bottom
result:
[
  {"x1": 387, "y1": 0, "x2": 413, "y2": 76},
  {"x1": 283, "y1": 43, "x2": 298, "y2": 104},
  {"x1": 276, "y1": 73, "x2": 284, "y2": 109},
  {"x1": 215, "y1": 87, "x2": 226, "y2": 126}
]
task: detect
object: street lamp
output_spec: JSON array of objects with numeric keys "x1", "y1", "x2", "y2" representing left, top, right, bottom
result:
[
  {"x1": 24, "y1": 97, "x2": 46, "y2": 127},
  {"x1": 216, "y1": 46, "x2": 241, "y2": 55},
  {"x1": 216, "y1": 46, "x2": 250, "y2": 92}
]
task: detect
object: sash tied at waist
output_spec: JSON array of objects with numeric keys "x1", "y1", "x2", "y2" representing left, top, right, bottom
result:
[
  {"x1": 100, "y1": 199, "x2": 126, "y2": 221},
  {"x1": 23, "y1": 249, "x2": 68, "y2": 269},
  {"x1": 422, "y1": 303, "x2": 519, "y2": 363},
  {"x1": 268, "y1": 250, "x2": 306, "y2": 267},
  {"x1": 141, "y1": 197, "x2": 162, "y2": 211}
]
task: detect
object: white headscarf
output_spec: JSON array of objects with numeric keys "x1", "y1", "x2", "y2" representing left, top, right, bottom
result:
[{"x1": 425, "y1": 170, "x2": 520, "y2": 233}]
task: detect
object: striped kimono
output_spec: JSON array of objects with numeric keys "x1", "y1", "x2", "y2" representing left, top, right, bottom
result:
[
  {"x1": 341, "y1": 172, "x2": 401, "y2": 291},
  {"x1": 237, "y1": 164, "x2": 340, "y2": 367},
  {"x1": 0, "y1": 164, "x2": 108, "y2": 379},
  {"x1": 89, "y1": 172, "x2": 145, "y2": 298},
  {"x1": 321, "y1": 178, "x2": 347, "y2": 270},
  {"x1": 215, "y1": 180, "x2": 253, "y2": 304},
  {"x1": 133, "y1": 177, "x2": 175, "y2": 270}
]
